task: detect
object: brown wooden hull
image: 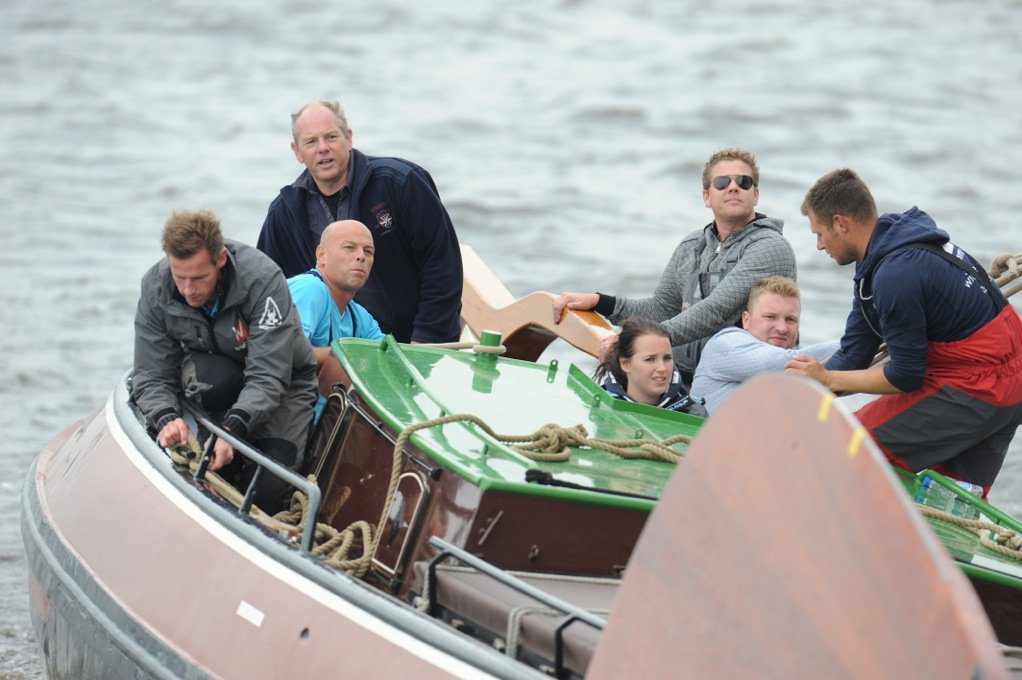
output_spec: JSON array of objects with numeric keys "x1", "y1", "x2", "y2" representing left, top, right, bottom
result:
[
  {"x1": 588, "y1": 374, "x2": 1007, "y2": 678},
  {"x1": 315, "y1": 390, "x2": 649, "y2": 593},
  {"x1": 22, "y1": 372, "x2": 1018, "y2": 678},
  {"x1": 20, "y1": 384, "x2": 533, "y2": 679}
]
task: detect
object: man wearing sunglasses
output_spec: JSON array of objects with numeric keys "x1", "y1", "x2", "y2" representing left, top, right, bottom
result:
[
  {"x1": 787, "y1": 168, "x2": 1022, "y2": 496},
  {"x1": 553, "y1": 147, "x2": 797, "y2": 382}
]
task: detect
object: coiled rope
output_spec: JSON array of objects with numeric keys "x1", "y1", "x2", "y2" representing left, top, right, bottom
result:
[
  {"x1": 264, "y1": 413, "x2": 689, "y2": 575},
  {"x1": 917, "y1": 503, "x2": 1022, "y2": 562},
  {"x1": 393, "y1": 413, "x2": 691, "y2": 465},
  {"x1": 989, "y1": 251, "x2": 1022, "y2": 287},
  {"x1": 168, "y1": 437, "x2": 301, "y2": 538}
]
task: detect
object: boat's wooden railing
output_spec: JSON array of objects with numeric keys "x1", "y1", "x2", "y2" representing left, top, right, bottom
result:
[{"x1": 459, "y1": 244, "x2": 613, "y2": 361}]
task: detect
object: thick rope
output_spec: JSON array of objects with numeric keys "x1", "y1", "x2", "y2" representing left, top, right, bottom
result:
[
  {"x1": 989, "y1": 252, "x2": 1022, "y2": 287},
  {"x1": 168, "y1": 437, "x2": 300, "y2": 537},
  {"x1": 169, "y1": 436, "x2": 384, "y2": 576},
  {"x1": 273, "y1": 491, "x2": 376, "y2": 573},
  {"x1": 917, "y1": 503, "x2": 1022, "y2": 562},
  {"x1": 267, "y1": 413, "x2": 688, "y2": 578},
  {"x1": 504, "y1": 605, "x2": 611, "y2": 660},
  {"x1": 402, "y1": 413, "x2": 690, "y2": 464}
]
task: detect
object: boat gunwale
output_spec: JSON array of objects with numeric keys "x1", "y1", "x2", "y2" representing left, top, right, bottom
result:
[
  {"x1": 334, "y1": 336, "x2": 698, "y2": 511},
  {"x1": 22, "y1": 453, "x2": 202, "y2": 680},
  {"x1": 25, "y1": 372, "x2": 550, "y2": 680}
]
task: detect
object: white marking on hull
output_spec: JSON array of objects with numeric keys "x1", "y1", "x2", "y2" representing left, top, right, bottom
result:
[
  {"x1": 236, "y1": 600, "x2": 265, "y2": 628},
  {"x1": 104, "y1": 397, "x2": 495, "y2": 679}
]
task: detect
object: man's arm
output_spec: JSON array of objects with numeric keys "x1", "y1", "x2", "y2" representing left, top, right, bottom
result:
[
  {"x1": 786, "y1": 357, "x2": 902, "y2": 395},
  {"x1": 400, "y1": 168, "x2": 463, "y2": 343},
  {"x1": 661, "y1": 234, "x2": 796, "y2": 344},
  {"x1": 288, "y1": 274, "x2": 334, "y2": 370},
  {"x1": 131, "y1": 274, "x2": 186, "y2": 433},
  {"x1": 615, "y1": 232, "x2": 797, "y2": 345},
  {"x1": 225, "y1": 270, "x2": 303, "y2": 438},
  {"x1": 870, "y1": 264, "x2": 930, "y2": 392},
  {"x1": 609, "y1": 231, "x2": 701, "y2": 328},
  {"x1": 257, "y1": 191, "x2": 316, "y2": 278},
  {"x1": 823, "y1": 299, "x2": 882, "y2": 371},
  {"x1": 699, "y1": 329, "x2": 838, "y2": 383}
]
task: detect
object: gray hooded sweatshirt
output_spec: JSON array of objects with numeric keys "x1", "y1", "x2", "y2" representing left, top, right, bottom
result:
[{"x1": 610, "y1": 215, "x2": 796, "y2": 376}]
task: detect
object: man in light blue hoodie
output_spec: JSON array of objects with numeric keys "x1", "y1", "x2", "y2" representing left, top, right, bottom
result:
[{"x1": 692, "y1": 276, "x2": 837, "y2": 414}]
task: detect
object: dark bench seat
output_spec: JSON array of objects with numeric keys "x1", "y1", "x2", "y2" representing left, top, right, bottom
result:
[{"x1": 414, "y1": 561, "x2": 619, "y2": 677}]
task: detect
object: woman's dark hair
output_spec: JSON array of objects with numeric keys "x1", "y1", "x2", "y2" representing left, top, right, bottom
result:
[{"x1": 593, "y1": 317, "x2": 670, "y2": 388}]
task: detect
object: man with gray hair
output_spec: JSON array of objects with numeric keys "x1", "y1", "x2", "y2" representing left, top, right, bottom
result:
[
  {"x1": 133, "y1": 210, "x2": 318, "y2": 513},
  {"x1": 553, "y1": 148, "x2": 797, "y2": 382},
  {"x1": 257, "y1": 100, "x2": 463, "y2": 343}
]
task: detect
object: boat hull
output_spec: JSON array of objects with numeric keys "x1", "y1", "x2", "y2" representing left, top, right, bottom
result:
[
  {"x1": 23, "y1": 452, "x2": 200, "y2": 679},
  {"x1": 20, "y1": 386, "x2": 532, "y2": 679}
]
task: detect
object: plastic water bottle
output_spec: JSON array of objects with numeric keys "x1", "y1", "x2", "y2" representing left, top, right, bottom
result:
[
  {"x1": 918, "y1": 476, "x2": 955, "y2": 512},
  {"x1": 952, "y1": 481, "x2": 984, "y2": 520},
  {"x1": 918, "y1": 476, "x2": 983, "y2": 519}
]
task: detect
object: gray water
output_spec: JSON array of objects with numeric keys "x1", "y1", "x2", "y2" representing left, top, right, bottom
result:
[{"x1": 2, "y1": 0, "x2": 1021, "y2": 675}]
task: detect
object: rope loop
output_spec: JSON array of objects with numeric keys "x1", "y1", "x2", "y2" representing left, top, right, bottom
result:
[
  {"x1": 180, "y1": 411, "x2": 690, "y2": 577},
  {"x1": 918, "y1": 503, "x2": 1022, "y2": 562},
  {"x1": 989, "y1": 252, "x2": 1022, "y2": 287}
]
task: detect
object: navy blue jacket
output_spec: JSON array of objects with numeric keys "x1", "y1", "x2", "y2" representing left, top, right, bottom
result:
[
  {"x1": 826, "y1": 207, "x2": 999, "y2": 391},
  {"x1": 257, "y1": 149, "x2": 463, "y2": 343},
  {"x1": 601, "y1": 368, "x2": 708, "y2": 417}
]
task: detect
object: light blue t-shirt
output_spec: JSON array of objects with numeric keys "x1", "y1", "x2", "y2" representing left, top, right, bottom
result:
[
  {"x1": 287, "y1": 270, "x2": 385, "y2": 347},
  {"x1": 288, "y1": 270, "x2": 385, "y2": 421}
]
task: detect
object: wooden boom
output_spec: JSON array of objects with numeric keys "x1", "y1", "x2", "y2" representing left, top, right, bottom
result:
[{"x1": 459, "y1": 245, "x2": 614, "y2": 361}]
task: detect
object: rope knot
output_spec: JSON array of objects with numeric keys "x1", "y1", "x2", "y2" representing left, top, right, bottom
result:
[
  {"x1": 989, "y1": 252, "x2": 1022, "y2": 286},
  {"x1": 531, "y1": 423, "x2": 589, "y2": 454}
]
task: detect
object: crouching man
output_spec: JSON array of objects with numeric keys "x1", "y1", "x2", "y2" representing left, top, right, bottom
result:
[{"x1": 132, "y1": 209, "x2": 318, "y2": 513}]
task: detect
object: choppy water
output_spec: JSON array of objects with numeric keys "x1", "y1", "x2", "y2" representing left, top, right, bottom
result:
[{"x1": 2, "y1": 0, "x2": 1021, "y2": 675}]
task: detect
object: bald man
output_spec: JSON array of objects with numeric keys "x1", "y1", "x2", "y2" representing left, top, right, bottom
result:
[{"x1": 287, "y1": 219, "x2": 384, "y2": 370}]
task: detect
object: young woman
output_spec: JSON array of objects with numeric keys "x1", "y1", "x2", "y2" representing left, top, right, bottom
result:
[{"x1": 594, "y1": 318, "x2": 707, "y2": 416}]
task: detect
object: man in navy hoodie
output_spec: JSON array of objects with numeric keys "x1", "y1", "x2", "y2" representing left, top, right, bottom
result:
[
  {"x1": 258, "y1": 100, "x2": 462, "y2": 343},
  {"x1": 787, "y1": 168, "x2": 1022, "y2": 496}
]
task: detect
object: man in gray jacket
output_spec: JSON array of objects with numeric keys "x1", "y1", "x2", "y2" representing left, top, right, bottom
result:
[
  {"x1": 132, "y1": 210, "x2": 318, "y2": 512},
  {"x1": 553, "y1": 148, "x2": 797, "y2": 381}
]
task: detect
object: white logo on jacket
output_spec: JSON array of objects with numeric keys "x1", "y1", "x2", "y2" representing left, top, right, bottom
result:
[{"x1": 257, "y1": 297, "x2": 283, "y2": 329}]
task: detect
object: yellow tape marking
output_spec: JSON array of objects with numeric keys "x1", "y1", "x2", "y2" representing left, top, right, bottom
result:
[
  {"x1": 847, "y1": 427, "x2": 866, "y2": 458},
  {"x1": 816, "y1": 393, "x2": 835, "y2": 422}
]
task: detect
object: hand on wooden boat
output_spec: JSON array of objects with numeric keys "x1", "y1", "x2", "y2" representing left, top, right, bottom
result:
[
  {"x1": 157, "y1": 417, "x2": 192, "y2": 449},
  {"x1": 599, "y1": 332, "x2": 619, "y2": 359},
  {"x1": 210, "y1": 438, "x2": 234, "y2": 471},
  {"x1": 552, "y1": 292, "x2": 598, "y2": 324}
]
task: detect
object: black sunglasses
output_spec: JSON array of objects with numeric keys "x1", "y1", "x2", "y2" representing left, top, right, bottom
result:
[{"x1": 711, "y1": 175, "x2": 756, "y2": 191}]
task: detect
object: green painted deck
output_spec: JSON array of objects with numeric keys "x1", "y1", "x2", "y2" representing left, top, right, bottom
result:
[
  {"x1": 899, "y1": 469, "x2": 1022, "y2": 591},
  {"x1": 334, "y1": 337, "x2": 703, "y2": 510}
]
